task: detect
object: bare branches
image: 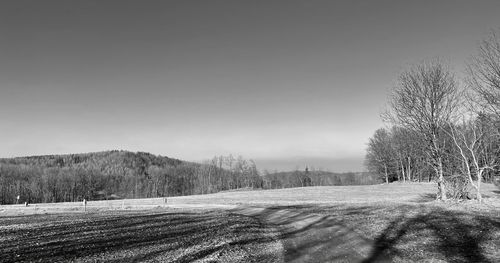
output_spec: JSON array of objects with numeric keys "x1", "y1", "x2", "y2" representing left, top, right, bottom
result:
[
  {"x1": 385, "y1": 60, "x2": 461, "y2": 138},
  {"x1": 369, "y1": 30, "x2": 500, "y2": 200},
  {"x1": 365, "y1": 128, "x2": 395, "y2": 184},
  {"x1": 446, "y1": 116, "x2": 500, "y2": 202},
  {"x1": 467, "y1": 29, "x2": 500, "y2": 117},
  {"x1": 383, "y1": 59, "x2": 461, "y2": 200}
]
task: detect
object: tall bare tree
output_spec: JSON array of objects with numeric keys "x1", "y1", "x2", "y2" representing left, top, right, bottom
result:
[
  {"x1": 384, "y1": 60, "x2": 461, "y2": 200},
  {"x1": 365, "y1": 128, "x2": 394, "y2": 184},
  {"x1": 467, "y1": 30, "x2": 500, "y2": 117}
]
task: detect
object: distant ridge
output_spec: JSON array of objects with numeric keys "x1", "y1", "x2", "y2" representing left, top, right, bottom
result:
[{"x1": 0, "y1": 150, "x2": 186, "y2": 169}]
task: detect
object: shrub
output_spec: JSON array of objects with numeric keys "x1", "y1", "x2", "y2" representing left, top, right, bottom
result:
[{"x1": 445, "y1": 175, "x2": 471, "y2": 200}]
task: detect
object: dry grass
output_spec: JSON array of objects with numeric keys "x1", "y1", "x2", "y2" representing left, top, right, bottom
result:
[
  {"x1": 166, "y1": 182, "x2": 499, "y2": 207},
  {"x1": 2, "y1": 182, "x2": 497, "y2": 213}
]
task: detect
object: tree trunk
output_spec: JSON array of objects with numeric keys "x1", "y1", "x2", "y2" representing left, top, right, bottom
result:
[
  {"x1": 384, "y1": 163, "x2": 389, "y2": 184},
  {"x1": 407, "y1": 157, "x2": 411, "y2": 181},
  {"x1": 208, "y1": 169, "x2": 211, "y2": 193},
  {"x1": 437, "y1": 158, "x2": 447, "y2": 200},
  {"x1": 477, "y1": 169, "x2": 483, "y2": 202},
  {"x1": 400, "y1": 159, "x2": 406, "y2": 183}
]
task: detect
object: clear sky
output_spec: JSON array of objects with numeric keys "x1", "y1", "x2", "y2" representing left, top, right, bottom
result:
[{"x1": 1, "y1": 0, "x2": 500, "y2": 172}]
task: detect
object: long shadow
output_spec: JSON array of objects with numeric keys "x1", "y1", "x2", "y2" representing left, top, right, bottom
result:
[
  {"x1": 233, "y1": 204, "x2": 500, "y2": 263},
  {"x1": 361, "y1": 208, "x2": 499, "y2": 263},
  {"x1": 232, "y1": 205, "x2": 382, "y2": 262},
  {"x1": 410, "y1": 193, "x2": 436, "y2": 203}
]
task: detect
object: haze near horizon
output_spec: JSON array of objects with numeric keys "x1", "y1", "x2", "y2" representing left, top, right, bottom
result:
[{"x1": 1, "y1": 0, "x2": 500, "y2": 172}]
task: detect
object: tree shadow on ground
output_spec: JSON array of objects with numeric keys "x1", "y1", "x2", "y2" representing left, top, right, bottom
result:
[
  {"x1": 410, "y1": 193, "x2": 436, "y2": 203},
  {"x1": 233, "y1": 205, "x2": 386, "y2": 262},
  {"x1": 362, "y1": 208, "x2": 499, "y2": 263},
  {"x1": 236, "y1": 204, "x2": 500, "y2": 263}
]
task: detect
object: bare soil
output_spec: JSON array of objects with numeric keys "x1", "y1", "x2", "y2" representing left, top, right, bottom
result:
[{"x1": 0, "y1": 209, "x2": 282, "y2": 263}]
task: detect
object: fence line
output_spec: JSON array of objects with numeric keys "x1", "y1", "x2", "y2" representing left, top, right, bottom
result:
[{"x1": 0, "y1": 198, "x2": 169, "y2": 213}]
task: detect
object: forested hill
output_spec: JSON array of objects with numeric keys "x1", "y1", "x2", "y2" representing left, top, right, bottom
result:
[
  {"x1": 0, "y1": 150, "x2": 185, "y2": 172},
  {"x1": 0, "y1": 151, "x2": 262, "y2": 205},
  {"x1": 0, "y1": 151, "x2": 193, "y2": 204}
]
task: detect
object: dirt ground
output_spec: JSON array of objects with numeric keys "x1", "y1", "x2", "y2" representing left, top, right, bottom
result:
[{"x1": 0, "y1": 208, "x2": 282, "y2": 263}]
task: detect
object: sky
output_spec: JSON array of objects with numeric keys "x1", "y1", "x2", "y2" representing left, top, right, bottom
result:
[{"x1": 1, "y1": 0, "x2": 500, "y2": 172}]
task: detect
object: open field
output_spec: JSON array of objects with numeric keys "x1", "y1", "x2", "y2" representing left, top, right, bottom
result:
[
  {"x1": 169, "y1": 182, "x2": 500, "y2": 206},
  {"x1": 1, "y1": 183, "x2": 499, "y2": 262}
]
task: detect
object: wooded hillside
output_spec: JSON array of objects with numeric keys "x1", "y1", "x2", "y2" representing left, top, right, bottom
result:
[{"x1": 0, "y1": 151, "x2": 261, "y2": 204}]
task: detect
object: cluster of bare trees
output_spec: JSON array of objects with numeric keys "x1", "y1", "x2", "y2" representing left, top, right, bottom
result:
[
  {"x1": 197, "y1": 154, "x2": 261, "y2": 194},
  {"x1": 365, "y1": 127, "x2": 428, "y2": 184},
  {"x1": 366, "y1": 30, "x2": 500, "y2": 201}
]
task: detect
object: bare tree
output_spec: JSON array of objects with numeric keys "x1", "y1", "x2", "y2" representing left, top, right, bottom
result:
[
  {"x1": 467, "y1": 30, "x2": 500, "y2": 117},
  {"x1": 448, "y1": 114, "x2": 499, "y2": 202},
  {"x1": 365, "y1": 128, "x2": 394, "y2": 184},
  {"x1": 384, "y1": 60, "x2": 461, "y2": 200},
  {"x1": 391, "y1": 127, "x2": 410, "y2": 182}
]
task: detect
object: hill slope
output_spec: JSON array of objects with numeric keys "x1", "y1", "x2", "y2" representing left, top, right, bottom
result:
[{"x1": 0, "y1": 151, "x2": 199, "y2": 204}]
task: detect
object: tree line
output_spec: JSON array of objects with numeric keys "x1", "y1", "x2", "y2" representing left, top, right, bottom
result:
[
  {"x1": 262, "y1": 168, "x2": 379, "y2": 189},
  {"x1": 365, "y1": 30, "x2": 500, "y2": 201}
]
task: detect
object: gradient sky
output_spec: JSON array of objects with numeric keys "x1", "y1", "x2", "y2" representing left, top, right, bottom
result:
[{"x1": 1, "y1": 1, "x2": 500, "y2": 172}]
